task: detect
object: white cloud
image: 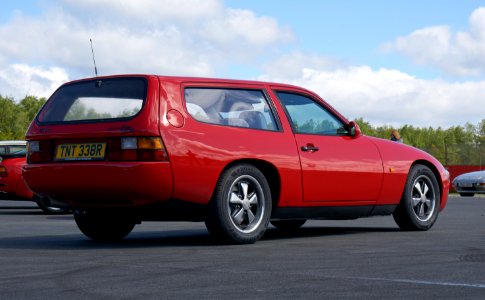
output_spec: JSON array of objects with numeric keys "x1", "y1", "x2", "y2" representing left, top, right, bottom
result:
[
  {"x1": 60, "y1": 0, "x2": 223, "y2": 23},
  {"x1": 259, "y1": 63, "x2": 485, "y2": 128},
  {"x1": 0, "y1": 0, "x2": 293, "y2": 100},
  {"x1": 261, "y1": 51, "x2": 345, "y2": 79},
  {"x1": 200, "y1": 8, "x2": 294, "y2": 50},
  {"x1": 1, "y1": 1, "x2": 484, "y2": 129},
  {"x1": 383, "y1": 7, "x2": 485, "y2": 77},
  {"x1": 0, "y1": 64, "x2": 69, "y2": 99}
]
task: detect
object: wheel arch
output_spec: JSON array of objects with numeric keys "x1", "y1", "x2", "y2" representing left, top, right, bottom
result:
[
  {"x1": 217, "y1": 159, "x2": 281, "y2": 213},
  {"x1": 411, "y1": 159, "x2": 443, "y2": 203}
]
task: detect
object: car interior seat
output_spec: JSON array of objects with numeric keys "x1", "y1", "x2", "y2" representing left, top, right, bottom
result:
[{"x1": 239, "y1": 111, "x2": 267, "y2": 129}]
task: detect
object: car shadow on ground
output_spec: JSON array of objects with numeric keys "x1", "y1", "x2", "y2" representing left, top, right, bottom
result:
[
  {"x1": 0, "y1": 209, "x2": 44, "y2": 215},
  {"x1": 0, "y1": 204, "x2": 71, "y2": 215},
  {"x1": 263, "y1": 226, "x2": 400, "y2": 241},
  {"x1": 0, "y1": 225, "x2": 401, "y2": 251}
]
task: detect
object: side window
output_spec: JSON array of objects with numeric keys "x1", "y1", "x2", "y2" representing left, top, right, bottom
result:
[
  {"x1": 184, "y1": 88, "x2": 278, "y2": 131},
  {"x1": 0, "y1": 146, "x2": 6, "y2": 155},
  {"x1": 9, "y1": 145, "x2": 26, "y2": 154},
  {"x1": 276, "y1": 91, "x2": 348, "y2": 135}
]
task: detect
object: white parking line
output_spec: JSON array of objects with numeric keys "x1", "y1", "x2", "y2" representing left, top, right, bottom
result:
[
  {"x1": 344, "y1": 276, "x2": 485, "y2": 289},
  {"x1": 218, "y1": 268, "x2": 485, "y2": 289}
]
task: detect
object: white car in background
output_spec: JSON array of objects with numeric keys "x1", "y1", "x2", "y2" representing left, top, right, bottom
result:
[{"x1": 452, "y1": 171, "x2": 485, "y2": 197}]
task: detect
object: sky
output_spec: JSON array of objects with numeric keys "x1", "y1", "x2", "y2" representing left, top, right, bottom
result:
[{"x1": 1, "y1": 0, "x2": 485, "y2": 128}]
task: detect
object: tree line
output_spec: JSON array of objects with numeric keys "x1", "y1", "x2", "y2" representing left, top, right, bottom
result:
[
  {"x1": 0, "y1": 95, "x2": 46, "y2": 140},
  {"x1": 355, "y1": 117, "x2": 485, "y2": 148},
  {"x1": 354, "y1": 118, "x2": 485, "y2": 165},
  {"x1": 1, "y1": 95, "x2": 484, "y2": 164}
]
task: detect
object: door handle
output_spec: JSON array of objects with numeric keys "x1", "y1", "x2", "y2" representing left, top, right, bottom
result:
[{"x1": 301, "y1": 145, "x2": 319, "y2": 152}]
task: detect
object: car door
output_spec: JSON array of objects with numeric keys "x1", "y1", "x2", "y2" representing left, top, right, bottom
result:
[{"x1": 275, "y1": 91, "x2": 383, "y2": 203}]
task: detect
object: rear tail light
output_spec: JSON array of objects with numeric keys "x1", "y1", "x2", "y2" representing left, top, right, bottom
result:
[
  {"x1": 27, "y1": 140, "x2": 53, "y2": 164},
  {"x1": 0, "y1": 166, "x2": 7, "y2": 177},
  {"x1": 109, "y1": 137, "x2": 168, "y2": 162},
  {"x1": 27, "y1": 137, "x2": 168, "y2": 163}
]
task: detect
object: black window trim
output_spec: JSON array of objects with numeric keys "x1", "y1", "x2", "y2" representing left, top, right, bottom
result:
[{"x1": 273, "y1": 89, "x2": 351, "y2": 137}]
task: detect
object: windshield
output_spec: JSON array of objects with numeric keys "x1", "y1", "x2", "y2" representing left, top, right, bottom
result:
[{"x1": 37, "y1": 77, "x2": 147, "y2": 123}]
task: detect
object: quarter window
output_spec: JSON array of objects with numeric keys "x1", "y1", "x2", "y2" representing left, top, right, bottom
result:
[
  {"x1": 276, "y1": 92, "x2": 348, "y2": 135},
  {"x1": 184, "y1": 88, "x2": 278, "y2": 131}
]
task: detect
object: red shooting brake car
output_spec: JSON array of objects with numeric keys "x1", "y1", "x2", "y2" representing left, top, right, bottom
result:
[{"x1": 23, "y1": 75, "x2": 450, "y2": 244}]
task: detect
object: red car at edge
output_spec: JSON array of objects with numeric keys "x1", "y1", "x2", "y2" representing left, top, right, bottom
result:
[
  {"x1": 23, "y1": 75, "x2": 450, "y2": 244},
  {"x1": 0, "y1": 140, "x2": 69, "y2": 214},
  {"x1": 1, "y1": 141, "x2": 32, "y2": 200}
]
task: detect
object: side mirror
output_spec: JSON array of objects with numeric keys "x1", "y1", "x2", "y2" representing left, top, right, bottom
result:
[{"x1": 348, "y1": 121, "x2": 362, "y2": 138}]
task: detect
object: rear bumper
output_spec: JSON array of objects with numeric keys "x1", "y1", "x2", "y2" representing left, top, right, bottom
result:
[
  {"x1": 23, "y1": 162, "x2": 174, "y2": 207},
  {"x1": 0, "y1": 182, "x2": 14, "y2": 194},
  {"x1": 0, "y1": 178, "x2": 33, "y2": 200}
]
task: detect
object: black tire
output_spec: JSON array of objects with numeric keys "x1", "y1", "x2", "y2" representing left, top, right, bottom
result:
[
  {"x1": 459, "y1": 192, "x2": 475, "y2": 197},
  {"x1": 393, "y1": 165, "x2": 441, "y2": 231},
  {"x1": 74, "y1": 210, "x2": 135, "y2": 242},
  {"x1": 34, "y1": 195, "x2": 70, "y2": 215},
  {"x1": 271, "y1": 219, "x2": 306, "y2": 231},
  {"x1": 205, "y1": 164, "x2": 272, "y2": 244}
]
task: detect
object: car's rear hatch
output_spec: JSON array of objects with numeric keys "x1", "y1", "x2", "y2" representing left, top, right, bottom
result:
[
  {"x1": 27, "y1": 75, "x2": 165, "y2": 162},
  {"x1": 23, "y1": 75, "x2": 173, "y2": 207}
]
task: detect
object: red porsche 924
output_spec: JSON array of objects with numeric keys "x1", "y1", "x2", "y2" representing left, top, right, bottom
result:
[{"x1": 23, "y1": 75, "x2": 450, "y2": 244}]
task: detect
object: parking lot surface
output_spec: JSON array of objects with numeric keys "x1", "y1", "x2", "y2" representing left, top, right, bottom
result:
[{"x1": 0, "y1": 195, "x2": 484, "y2": 299}]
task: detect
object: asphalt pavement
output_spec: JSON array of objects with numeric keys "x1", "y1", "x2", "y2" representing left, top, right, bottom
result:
[{"x1": 0, "y1": 195, "x2": 484, "y2": 299}]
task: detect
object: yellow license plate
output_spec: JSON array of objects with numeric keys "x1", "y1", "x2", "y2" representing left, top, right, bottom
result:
[{"x1": 55, "y1": 143, "x2": 106, "y2": 161}]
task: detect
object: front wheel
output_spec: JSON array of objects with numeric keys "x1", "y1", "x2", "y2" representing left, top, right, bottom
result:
[
  {"x1": 393, "y1": 165, "x2": 440, "y2": 231},
  {"x1": 459, "y1": 192, "x2": 475, "y2": 197},
  {"x1": 74, "y1": 210, "x2": 136, "y2": 242},
  {"x1": 205, "y1": 164, "x2": 272, "y2": 244}
]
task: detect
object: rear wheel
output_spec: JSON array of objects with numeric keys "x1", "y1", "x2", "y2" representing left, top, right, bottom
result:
[
  {"x1": 459, "y1": 192, "x2": 475, "y2": 197},
  {"x1": 271, "y1": 219, "x2": 306, "y2": 231},
  {"x1": 205, "y1": 164, "x2": 272, "y2": 244},
  {"x1": 393, "y1": 165, "x2": 440, "y2": 231},
  {"x1": 74, "y1": 210, "x2": 135, "y2": 241}
]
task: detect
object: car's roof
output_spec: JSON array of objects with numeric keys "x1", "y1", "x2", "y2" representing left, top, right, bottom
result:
[
  {"x1": 56, "y1": 74, "x2": 349, "y2": 125},
  {"x1": 0, "y1": 140, "x2": 27, "y2": 146},
  {"x1": 66, "y1": 74, "x2": 310, "y2": 91}
]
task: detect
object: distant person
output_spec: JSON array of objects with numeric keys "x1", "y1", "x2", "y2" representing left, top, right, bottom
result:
[{"x1": 390, "y1": 130, "x2": 403, "y2": 143}]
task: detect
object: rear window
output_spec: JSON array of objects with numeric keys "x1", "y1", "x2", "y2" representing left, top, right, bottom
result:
[{"x1": 38, "y1": 77, "x2": 147, "y2": 123}]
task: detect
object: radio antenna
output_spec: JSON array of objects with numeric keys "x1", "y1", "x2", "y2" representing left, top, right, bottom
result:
[{"x1": 89, "y1": 38, "x2": 98, "y2": 77}]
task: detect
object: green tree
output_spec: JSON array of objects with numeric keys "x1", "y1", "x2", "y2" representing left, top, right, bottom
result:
[
  {"x1": 354, "y1": 117, "x2": 377, "y2": 136},
  {"x1": 476, "y1": 119, "x2": 485, "y2": 144},
  {"x1": 0, "y1": 95, "x2": 27, "y2": 139},
  {"x1": 0, "y1": 95, "x2": 48, "y2": 140},
  {"x1": 353, "y1": 117, "x2": 484, "y2": 165},
  {"x1": 19, "y1": 96, "x2": 46, "y2": 124}
]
